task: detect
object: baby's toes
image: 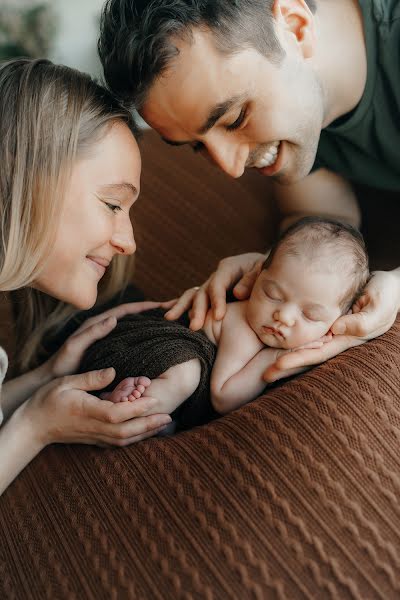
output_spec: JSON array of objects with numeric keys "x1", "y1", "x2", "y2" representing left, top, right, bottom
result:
[{"x1": 136, "y1": 376, "x2": 151, "y2": 389}]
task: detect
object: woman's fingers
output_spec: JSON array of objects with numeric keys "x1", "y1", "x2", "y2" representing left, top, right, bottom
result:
[
  {"x1": 66, "y1": 316, "x2": 117, "y2": 354},
  {"x1": 97, "y1": 424, "x2": 170, "y2": 447},
  {"x1": 73, "y1": 301, "x2": 163, "y2": 336},
  {"x1": 95, "y1": 413, "x2": 172, "y2": 441},
  {"x1": 84, "y1": 393, "x2": 170, "y2": 422},
  {"x1": 61, "y1": 367, "x2": 116, "y2": 393}
]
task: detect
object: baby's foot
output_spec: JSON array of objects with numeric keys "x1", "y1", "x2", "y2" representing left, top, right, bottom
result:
[{"x1": 105, "y1": 376, "x2": 151, "y2": 403}]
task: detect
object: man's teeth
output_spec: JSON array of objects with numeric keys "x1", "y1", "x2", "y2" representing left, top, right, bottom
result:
[{"x1": 254, "y1": 141, "x2": 280, "y2": 169}]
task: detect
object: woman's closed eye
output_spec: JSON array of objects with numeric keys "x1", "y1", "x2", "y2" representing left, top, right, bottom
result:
[{"x1": 104, "y1": 201, "x2": 122, "y2": 213}]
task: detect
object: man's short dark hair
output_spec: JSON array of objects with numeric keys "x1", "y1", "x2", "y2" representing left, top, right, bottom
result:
[{"x1": 98, "y1": 0, "x2": 317, "y2": 109}]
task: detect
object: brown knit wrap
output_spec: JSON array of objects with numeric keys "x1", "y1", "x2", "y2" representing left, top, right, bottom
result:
[{"x1": 79, "y1": 308, "x2": 218, "y2": 429}]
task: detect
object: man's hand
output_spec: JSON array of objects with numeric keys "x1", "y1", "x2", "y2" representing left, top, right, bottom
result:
[
  {"x1": 163, "y1": 252, "x2": 266, "y2": 330},
  {"x1": 264, "y1": 270, "x2": 400, "y2": 382}
]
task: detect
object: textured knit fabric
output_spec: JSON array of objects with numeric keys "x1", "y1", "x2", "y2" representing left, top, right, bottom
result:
[
  {"x1": 1, "y1": 319, "x2": 400, "y2": 599},
  {"x1": 79, "y1": 309, "x2": 218, "y2": 430},
  {"x1": 313, "y1": 0, "x2": 400, "y2": 189}
]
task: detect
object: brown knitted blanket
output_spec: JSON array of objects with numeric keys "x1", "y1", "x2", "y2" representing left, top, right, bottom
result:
[
  {"x1": 79, "y1": 308, "x2": 218, "y2": 430},
  {"x1": 2, "y1": 318, "x2": 400, "y2": 599}
]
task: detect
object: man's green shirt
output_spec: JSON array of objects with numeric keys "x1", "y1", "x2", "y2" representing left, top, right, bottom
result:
[{"x1": 314, "y1": 0, "x2": 400, "y2": 190}]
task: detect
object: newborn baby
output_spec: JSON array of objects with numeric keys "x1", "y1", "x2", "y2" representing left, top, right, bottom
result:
[{"x1": 103, "y1": 217, "x2": 370, "y2": 417}]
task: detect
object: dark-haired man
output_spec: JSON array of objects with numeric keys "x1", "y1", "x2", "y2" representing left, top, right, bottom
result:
[{"x1": 99, "y1": 0, "x2": 400, "y2": 380}]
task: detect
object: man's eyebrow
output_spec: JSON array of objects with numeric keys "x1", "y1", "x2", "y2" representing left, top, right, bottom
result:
[
  {"x1": 161, "y1": 94, "x2": 246, "y2": 146},
  {"x1": 197, "y1": 95, "x2": 245, "y2": 135},
  {"x1": 98, "y1": 183, "x2": 138, "y2": 197}
]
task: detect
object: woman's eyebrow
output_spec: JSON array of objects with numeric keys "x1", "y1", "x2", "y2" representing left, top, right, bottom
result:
[{"x1": 98, "y1": 182, "x2": 138, "y2": 198}]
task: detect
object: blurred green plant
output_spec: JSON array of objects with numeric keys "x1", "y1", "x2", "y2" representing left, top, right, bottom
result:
[{"x1": 0, "y1": 2, "x2": 56, "y2": 60}]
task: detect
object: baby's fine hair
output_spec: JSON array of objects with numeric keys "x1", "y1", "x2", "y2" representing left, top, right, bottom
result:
[{"x1": 263, "y1": 217, "x2": 370, "y2": 312}]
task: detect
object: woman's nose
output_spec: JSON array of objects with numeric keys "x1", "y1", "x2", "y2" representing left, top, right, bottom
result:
[
  {"x1": 111, "y1": 217, "x2": 136, "y2": 255},
  {"x1": 274, "y1": 305, "x2": 296, "y2": 327}
]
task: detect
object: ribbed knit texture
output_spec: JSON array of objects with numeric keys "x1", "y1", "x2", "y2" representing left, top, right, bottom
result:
[
  {"x1": 1, "y1": 320, "x2": 400, "y2": 599},
  {"x1": 1, "y1": 130, "x2": 400, "y2": 598}
]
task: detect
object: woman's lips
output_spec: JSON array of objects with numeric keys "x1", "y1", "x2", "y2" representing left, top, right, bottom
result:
[{"x1": 87, "y1": 257, "x2": 107, "y2": 276}]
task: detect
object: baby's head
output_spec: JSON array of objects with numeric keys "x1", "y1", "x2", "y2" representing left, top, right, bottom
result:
[{"x1": 246, "y1": 217, "x2": 370, "y2": 349}]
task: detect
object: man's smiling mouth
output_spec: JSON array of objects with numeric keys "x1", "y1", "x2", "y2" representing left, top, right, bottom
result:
[{"x1": 249, "y1": 141, "x2": 281, "y2": 169}]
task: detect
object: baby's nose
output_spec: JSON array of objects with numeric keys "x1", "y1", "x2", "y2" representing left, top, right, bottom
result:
[{"x1": 274, "y1": 306, "x2": 296, "y2": 327}]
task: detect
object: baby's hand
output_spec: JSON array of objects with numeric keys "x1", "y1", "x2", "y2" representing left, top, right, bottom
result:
[
  {"x1": 101, "y1": 376, "x2": 152, "y2": 403},
  {"x1": 292, "y1": 332, "x2": 333, "y2": 351}
]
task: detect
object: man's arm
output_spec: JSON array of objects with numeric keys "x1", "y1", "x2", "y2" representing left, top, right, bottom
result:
[{"x1": 274, "y1": 168, "x2": 361, "y2": 231}]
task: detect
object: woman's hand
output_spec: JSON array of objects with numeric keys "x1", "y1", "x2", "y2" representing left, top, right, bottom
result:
[
  {"x1": 264, "y1": 270, "x2": 400, "y2": 383},
  {"x1": 45, "y1": 300, "x2": 164, "y2": 380},
  {"x1": 25, "y1": 367, "x2": 172, "y2": 447},
  {"x1": 163, "y1": 252, "x2": 266, "y2": 330}
]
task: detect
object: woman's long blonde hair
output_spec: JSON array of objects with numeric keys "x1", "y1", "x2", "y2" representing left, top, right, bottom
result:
[{"x1": 0, "y1": 58, "x2": 139, "y2": 373}]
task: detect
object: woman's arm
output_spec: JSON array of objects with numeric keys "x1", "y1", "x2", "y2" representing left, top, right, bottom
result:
[
  {"x1": 2, "y1": 362, "x2": 53, "y2": 422},
  {"x1": 0, "y1": 367, "x2": 172, "y2": 496}
]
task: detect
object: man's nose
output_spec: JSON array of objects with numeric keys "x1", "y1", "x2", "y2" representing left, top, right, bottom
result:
[
  {"x1": 111, "y1": 215, "x2": 136, "y2": 255},
  {"x1": 204, "y1": 136, "x2": 248, "y2": 179},
  {"x1": 274, "y1": 305, "x2": 296, "y2": 327}
]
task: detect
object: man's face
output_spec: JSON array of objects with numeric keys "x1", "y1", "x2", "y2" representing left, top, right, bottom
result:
[{"x1": 140, "y1": 21, "x2": 325, "y2": 184}]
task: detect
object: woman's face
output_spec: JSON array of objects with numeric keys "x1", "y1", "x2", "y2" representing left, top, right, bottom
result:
[{"x1": 34, "y1": 122, "x2": 141, "y2": 309}]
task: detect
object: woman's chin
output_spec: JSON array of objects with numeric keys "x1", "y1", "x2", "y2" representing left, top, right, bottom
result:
[{"x1": 67, "y1": 288, "x2": 97, "y2": 310}]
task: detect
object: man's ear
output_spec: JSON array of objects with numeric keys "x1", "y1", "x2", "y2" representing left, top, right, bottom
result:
[{"x1": 272, "y1": 0, "x2": 316, "y2": 59}]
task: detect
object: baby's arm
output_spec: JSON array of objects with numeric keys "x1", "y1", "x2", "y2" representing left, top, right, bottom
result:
[
  {"x1": 106, "y1": 359, "x2": 201, "y2": 416},
  {"x1": 210, "y1": 303, "x2": 282, "y2": 414}
]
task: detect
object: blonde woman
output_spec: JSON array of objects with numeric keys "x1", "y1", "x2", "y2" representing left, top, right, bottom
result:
[{"x1": 0, "y1": 58, "x2": 172, "y2": 496}]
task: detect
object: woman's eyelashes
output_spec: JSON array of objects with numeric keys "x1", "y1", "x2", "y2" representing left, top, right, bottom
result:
[
  {"x1": 226, "y1": 108, "x2": 247, "y2": 132},
  {"x1": 104, "y1": 201, "x2": 122, "y2": 213}
]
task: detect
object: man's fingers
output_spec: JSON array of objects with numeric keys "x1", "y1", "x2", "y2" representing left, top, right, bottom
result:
[
  {"x1": 264, "y1": 365, "x2": 307, "y2": 383},
  {"x1": 189, "y1": 290, "x2": 211, "y2": 330},
  {"x1": 331, "y1": 312, "x2": 372, "y2": 338},
  {"x1": 233, "y1": 265, "x2": 260, "y2": 300},
  {"x1": 160, "y1": 299, "x2": 177, "y2": 310},
  {"x1": 164, "y1": 288, "x2": 198, "y2": 320},
  {"x1": 273, "y1": 337, "x2": 362, "y2": 371}
]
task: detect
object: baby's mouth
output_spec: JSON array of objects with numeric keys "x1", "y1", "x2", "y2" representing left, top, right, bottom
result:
[{"x1": 262, "y1": 326, "x2": 285, "y2": 340}]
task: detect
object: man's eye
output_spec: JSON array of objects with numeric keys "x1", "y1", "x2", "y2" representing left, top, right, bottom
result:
[
  {"x1": 226, "y1": 108, "x2": 246, "y2": 132},
  {"x1": 104, "y1": 202, "x2": 122, "y2": 213}
]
